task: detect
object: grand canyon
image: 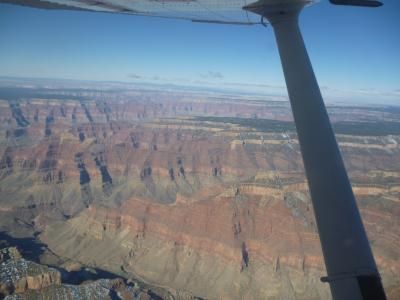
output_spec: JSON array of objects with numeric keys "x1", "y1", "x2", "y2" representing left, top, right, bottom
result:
[{"x1": 0, "y1": 80, "x2": 399, "y2": 299}]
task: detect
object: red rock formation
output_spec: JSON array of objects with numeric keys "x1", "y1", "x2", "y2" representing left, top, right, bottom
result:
[{"x1": 0, "y1": 92, "x2": 399, "y2": 299}]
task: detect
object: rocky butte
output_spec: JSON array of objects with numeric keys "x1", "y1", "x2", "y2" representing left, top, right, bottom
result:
[
  {"x1": 0, "y1": 247, "x2": 165, "y2": 299},
  {"x1": 0, "y1": 84, "x2": 399, "y2": 299}
]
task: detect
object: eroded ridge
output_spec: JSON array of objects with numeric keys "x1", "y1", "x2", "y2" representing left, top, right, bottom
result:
[{"x1": 0, "y1": 86, "x2": 399, "y2": 299}]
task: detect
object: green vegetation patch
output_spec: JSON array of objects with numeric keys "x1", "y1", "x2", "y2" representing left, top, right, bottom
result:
[{"x1": 194, "y1": 116, "x2": 400, "y2": 136}]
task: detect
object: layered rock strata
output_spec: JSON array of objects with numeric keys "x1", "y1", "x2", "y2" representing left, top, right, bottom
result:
[{"x1": 0, "y1": 89, "x2": 399, "y2": 299}]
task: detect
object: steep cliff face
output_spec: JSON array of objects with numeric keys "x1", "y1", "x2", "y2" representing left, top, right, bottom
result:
[
  {"x1": 41, "y1": 194, "x2": 327, "y2": 299},
  {"x1": 40, "y1": 184, "x2": 400, "y2": 299},
  {"x1": 0, "y1": 89, "x2": 400, "y2": 299}
]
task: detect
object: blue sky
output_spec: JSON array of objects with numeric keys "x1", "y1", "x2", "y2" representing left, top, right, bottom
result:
[{"x1": 0, "y1": 1, "x2": 399, "y2": 102}]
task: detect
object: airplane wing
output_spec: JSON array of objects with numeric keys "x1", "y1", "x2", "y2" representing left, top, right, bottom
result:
[{"x1": 0, "y1": 0, "x2": 262, "y2": 25}]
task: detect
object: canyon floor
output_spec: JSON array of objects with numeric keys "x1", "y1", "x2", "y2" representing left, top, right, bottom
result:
[{"x1": 0, "y1": 82, "x2": 399, "y2": 299}]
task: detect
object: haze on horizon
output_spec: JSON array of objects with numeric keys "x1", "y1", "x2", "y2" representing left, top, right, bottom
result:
[{"x1": 0, "y1": 0, "x2": 399, "y2": 104}]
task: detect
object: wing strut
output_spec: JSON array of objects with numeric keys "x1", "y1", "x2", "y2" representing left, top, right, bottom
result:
[{"x1": 244, "y1": 2, "x2": 386, "y2": 299}]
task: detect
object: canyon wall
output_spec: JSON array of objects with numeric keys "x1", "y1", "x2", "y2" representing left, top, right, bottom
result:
[{"x1": 0, "y1": 90, "x2": 399, "y2": 299}]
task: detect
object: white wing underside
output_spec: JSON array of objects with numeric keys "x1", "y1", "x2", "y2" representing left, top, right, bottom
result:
[{"x1": 1, "y1": 0, "x2": 265, "y2": 24}]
